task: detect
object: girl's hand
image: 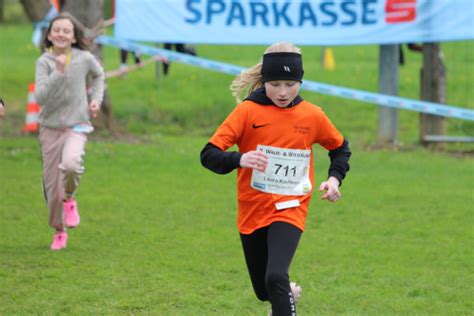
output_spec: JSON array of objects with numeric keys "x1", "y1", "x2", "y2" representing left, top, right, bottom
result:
[
  {"x1": 55, "y1": 54, "x2": 67, "y2": 73},
  {"x1": 319, "y1": 177, "x2": 341, "y2": 202},
  {"x1": 240, "y1": 150, "x2": 268, "y2": 172},
  {"x1": 89, "y1": 100, "x2": 101, "y2": 118}
]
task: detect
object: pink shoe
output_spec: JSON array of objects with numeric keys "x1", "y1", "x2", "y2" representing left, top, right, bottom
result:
[
  {"x1": 50, "y1": 231, "x2": 68, "y2": 250},
  {"x1": 64, "y1": 199, "x2": 80, "y2": 228}
]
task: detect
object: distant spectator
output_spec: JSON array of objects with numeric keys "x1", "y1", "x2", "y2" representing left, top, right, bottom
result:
[
  {"x1": 119, "y1": 49, "x2": 142, "y2": 77},
  {"x1": 163, "y1": 43, "x2": 196, "y2": 75},
  {"x1": 399, "y1": 43, "x2": 423, "y2": 65}
]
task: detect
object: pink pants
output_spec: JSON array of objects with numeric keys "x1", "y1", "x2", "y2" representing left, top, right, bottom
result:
[{"x1": 39, "y1": 127, "x2": 87, "y2": 230}]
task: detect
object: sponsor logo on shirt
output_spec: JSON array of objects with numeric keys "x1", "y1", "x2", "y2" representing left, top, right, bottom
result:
[
  {"x1": 293, "y1": 125, "x2": 310, "y2": 134},
  {"x1": 252, "y1": 123, "x2": 271, "y2": 129}
]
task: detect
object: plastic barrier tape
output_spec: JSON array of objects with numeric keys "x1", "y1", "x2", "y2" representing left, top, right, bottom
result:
[{"x1": 97, "y1": 36, "x2": 474, "y2": 121}]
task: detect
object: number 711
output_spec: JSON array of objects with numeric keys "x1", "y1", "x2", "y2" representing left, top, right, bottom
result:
[{"x1": 274, "y1": 164, "x2": 297, "y2": 177}]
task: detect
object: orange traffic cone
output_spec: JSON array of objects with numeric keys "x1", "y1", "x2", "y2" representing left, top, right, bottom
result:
[{"x1": 22, "y1": 83, "x2": 41, "y2": 133}]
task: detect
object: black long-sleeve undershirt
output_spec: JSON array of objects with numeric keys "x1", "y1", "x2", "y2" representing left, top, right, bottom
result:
[
  {"x1": 327, "y1": 139, "x2": 351, "y2": 184},
  {"x1": 200, "y1": 139, "x2": 351, "y2": 185},
  {"x1": 200, "y1": 143, "x2": 242, "y2": 175}
]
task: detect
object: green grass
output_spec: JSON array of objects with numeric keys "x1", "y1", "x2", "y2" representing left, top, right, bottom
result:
[
  {"x1": 0, "y1": 136, "x2": 473, "y2": 314},
  {"x1": 0, "y1": 18, "x2": 473, "y2": 315}
]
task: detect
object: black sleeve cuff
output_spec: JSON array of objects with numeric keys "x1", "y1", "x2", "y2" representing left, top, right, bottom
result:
[
  {"x1": 327, "y1": 139, "x2": 351, "y2": 186},
  {"x1": 200, "y1": 142, "x2": 242, "y2": 175}
]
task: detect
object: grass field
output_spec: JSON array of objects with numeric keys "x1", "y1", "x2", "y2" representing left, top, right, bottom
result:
[
  {"x1": 0, "y1": 15, "x2": 473, "y2": 315},
  {"x1": 1, "y1": 135, "x2": 473, "y2": 315}
]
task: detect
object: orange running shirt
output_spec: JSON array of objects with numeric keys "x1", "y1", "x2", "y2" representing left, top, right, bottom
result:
[{"x1": 209, "y1": 100, "x2": 343, "y2": 234}]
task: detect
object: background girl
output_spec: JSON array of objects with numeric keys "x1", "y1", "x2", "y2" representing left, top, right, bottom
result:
[
  {"x1": 201, "y1": 42, "x2": 351, "y2": 315},
  {"x1": 35, "y1": 13, "x2": 104, "y2": 250}
]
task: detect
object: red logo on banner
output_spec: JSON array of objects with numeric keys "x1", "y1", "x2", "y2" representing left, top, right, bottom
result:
[{"x1": 385, "y1": 0, "x2": 416, "y2": 23}]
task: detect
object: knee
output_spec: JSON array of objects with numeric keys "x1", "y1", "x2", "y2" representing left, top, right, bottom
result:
[
  {"x1": 265, "y1": 271, "x2": 288, "y2": 291},
  {"x1": 60, "y1": 155, "x2": 83, "y2": 174},
  {"x1": 254, "y1": 288, "x2": 269, "y2": 302}
]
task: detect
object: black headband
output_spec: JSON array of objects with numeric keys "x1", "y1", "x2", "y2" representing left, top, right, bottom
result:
[{"x1": 261, "y1": 52, "x2": 304, "y2": 82}]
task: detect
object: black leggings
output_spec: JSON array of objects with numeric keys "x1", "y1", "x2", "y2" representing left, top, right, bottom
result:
[
  {"x1": 163, "y1": 43, "x2": 186, "y2": 75},
  {"x1": 240, "y1": 221, "x2": 302, "y2": 316},
  {"x1": 120, "y1": 50, "x2": 141, "y2": 64}
]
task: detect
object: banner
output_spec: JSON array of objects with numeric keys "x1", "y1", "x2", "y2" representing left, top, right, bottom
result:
[{"x1": 115, "y1": 0, "x2": 474, "y2": 45}]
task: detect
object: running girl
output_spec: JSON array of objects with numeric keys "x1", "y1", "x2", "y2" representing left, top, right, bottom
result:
[
  {"x1": 35, "y1": 13, "x2": 104, "y2": 250},
  {"x1": 201, "y1": 42, "x2": 351, "y2": 315}
]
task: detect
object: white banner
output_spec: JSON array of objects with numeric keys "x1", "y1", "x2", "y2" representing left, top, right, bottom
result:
[{"x1": 115, "y1": 0, "x2": 474, "y2": 45}]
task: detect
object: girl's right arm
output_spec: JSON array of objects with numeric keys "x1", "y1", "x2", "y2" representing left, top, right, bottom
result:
[
  {"x1": 200, "y1": 144, "x2": 268, "y2": 174},
  {"x1": 34, "y1": 57, "x2": 63, "y2": 105},
  {"x1": 200, "y1": 142, "x2": 242, "y2": 174},
  {"x1": 200, "y1": 105, "x2": 247, "y2": 174}
]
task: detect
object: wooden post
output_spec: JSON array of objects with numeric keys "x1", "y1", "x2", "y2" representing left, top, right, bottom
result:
[
  {"x1": 420, "y1": 43, "x2": 446, "y2": 148},
  {"x1": 377, "y1": 44, "x2": 400, "y2": 146}
]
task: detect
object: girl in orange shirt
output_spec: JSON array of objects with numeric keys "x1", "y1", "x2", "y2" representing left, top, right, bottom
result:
[{"x1": 201, "y1": 42, "x2": 351, "y2": 315}]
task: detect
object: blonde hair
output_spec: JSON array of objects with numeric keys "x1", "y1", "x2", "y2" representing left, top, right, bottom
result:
[{"x1": 229, "y1": 42, "x2": 302, "y2": 102}]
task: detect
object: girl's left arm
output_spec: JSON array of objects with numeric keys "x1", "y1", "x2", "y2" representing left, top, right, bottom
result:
[
  {"x1": 319, "y1": 139, "x2": 351, "y2": 202},
  {"x1": 327, "y1": 139, "x2": 351, "y2": 185},
  {"x1": 88, "y1": 54, "x2": 105, "y2": 104},
  {"x1": 314, "y1": 109, "x2": 351, "y2": 185}
]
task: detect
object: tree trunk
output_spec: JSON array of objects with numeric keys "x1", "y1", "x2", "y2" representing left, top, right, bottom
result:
[
  {"x1": 377, "y1": 44, "x2": 399, "y2": 146},
  {"x1": 19, "y1": 0, "x2": 50, "y2": 22},
  {"x1": 61, "y1": 0, "x2": 115, "y2": 131},
  {"x1": 419, "y1": 43, "x2": 447, "y2": 148},
  {"x1": 0, "y1": 0, "x2": 4, "y2": 23}
]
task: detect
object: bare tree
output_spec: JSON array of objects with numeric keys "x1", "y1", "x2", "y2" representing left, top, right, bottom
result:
[{"x1": 19, "y1": 0, "x2": 50, "y2": 22}]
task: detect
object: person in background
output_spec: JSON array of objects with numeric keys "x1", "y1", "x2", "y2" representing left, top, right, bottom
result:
[
  {"x1": 399, "y1": 43, "x2": 423, "y2": 65},
  {"x1": 119, "y1": 49, "x2": 142, "y2": 77},
  {"x1": 162, "y1": 43, "x2": 196, "y2": 75},
  {"x1": 201, "y1": 41, "x2": 351, "y2": 315},
  {"x1": 0, "y1": 99, "x2": 5, "y2": 117},
  {"x1": 35, "y1": 13, "x2": 104, "y2": 250}
]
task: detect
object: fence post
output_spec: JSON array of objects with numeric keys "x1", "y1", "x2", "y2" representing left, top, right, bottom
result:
[
  {"x1": 377, "y1": 44, "x2": 399, "y2": 146},
  {"x1": 420, "y1": 43, "x2": 446, "y2": 148}
]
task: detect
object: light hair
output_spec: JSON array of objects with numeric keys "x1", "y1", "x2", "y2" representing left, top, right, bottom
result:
[{"x1": 229, "y1": 42, "x2": 302, "y2": 102}]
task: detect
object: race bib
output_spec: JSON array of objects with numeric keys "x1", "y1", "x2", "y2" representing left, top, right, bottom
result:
[{"x1": 251, "y1": 145, "x2": 312, "y2": 196}]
